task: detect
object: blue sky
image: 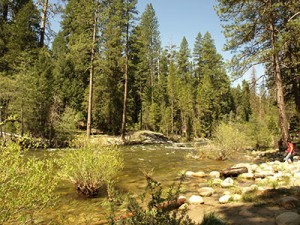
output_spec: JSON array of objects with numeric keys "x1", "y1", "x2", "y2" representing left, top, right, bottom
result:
[
  {"x1": 136, "y1": 0, "x2": 230, "y2": 60},
  {"x1": 136, "y1": 0, "x2": 265, "y2": 85}
]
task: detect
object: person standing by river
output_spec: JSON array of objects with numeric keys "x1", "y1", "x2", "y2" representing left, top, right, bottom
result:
[{"x1": 284, "y1": 138, "x2": 295, "y2": 163}]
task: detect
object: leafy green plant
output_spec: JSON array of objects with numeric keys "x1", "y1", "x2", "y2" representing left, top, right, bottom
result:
[
  {"x1": 58, "y1": 145, "x2": 123, "y2": 197},
  {"x1": 0, "y1": 141, "x2": 58, "y2": 224},
  {"x1": 211, "y1": 122, "x2": 254, "y2": 160}
]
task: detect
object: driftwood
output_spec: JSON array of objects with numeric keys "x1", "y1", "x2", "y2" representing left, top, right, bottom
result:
[{"x1": 220, "y1": 167, "x2": 248, "y2": 178}]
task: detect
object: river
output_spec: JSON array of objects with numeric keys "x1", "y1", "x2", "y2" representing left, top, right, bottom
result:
[{"x1": 32, "y1": 143, "x2": 250, "y2": 224}]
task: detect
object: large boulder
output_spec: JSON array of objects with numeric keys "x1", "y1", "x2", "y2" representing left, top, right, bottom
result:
[
  {"x1": 128, "y1": 130, "x2": 169, "y2": 144},
  {"x1": 278, "y1": 196, "x2": 299, "y2": 209},
  {"x1": 275, "y1": 212, "x2": 300, "y2": 225}
]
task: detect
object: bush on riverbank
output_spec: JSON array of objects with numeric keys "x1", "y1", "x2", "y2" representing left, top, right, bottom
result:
[
  {"x1": 0, "y1": 141, "x2": 58, "y2": 224},
  {"x1": 198, "y1": 121, "x2": 276, "y2": 160},
  {"x1": 58, "y1": 144, "x2": 123, "y2": 197}
]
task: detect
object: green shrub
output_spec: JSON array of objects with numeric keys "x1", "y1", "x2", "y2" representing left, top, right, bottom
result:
[
  {"x1": 210, "y1": 122, "x2": 254, "y2": 160},
  {"x1": 59, "y1": 145, "x2": 123, "y2": 197},
  {"x1": 0, "y1": 141, "x2": 58, "y2": 224},
  {"x1": 214, "y1": 122, "x2": 253, "y2": 151}
]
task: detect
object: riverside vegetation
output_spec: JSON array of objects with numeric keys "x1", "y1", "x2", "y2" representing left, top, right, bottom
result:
[
  {"x1": 1, "y1": 0, "x2": 300, "y2": 224},
  {"x1": 1, "y1": 126, "x2": 300, "y2": 224}
]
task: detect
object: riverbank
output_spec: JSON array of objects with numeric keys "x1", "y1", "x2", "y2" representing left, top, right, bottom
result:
[{"x1": 181, "y1": 149, "x2": 300, "y2": 225}]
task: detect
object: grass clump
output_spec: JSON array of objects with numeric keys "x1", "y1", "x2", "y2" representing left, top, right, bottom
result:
[
  {"x1": 59, "y1": 144, "x2": 123, "y2": 197},
  {"x1": 242, "y1": 190, "x2": 258, "y2": 202},
  {"x1": 201, "y1": 213, "x2": 227, "y2": 225},
  {"x1": 0, "y1": 141, "x2": 58, "y2": 224}
]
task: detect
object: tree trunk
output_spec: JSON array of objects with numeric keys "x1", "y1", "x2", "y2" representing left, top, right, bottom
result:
[
  {"x1": 292, "y1": 76, "x2": 300, "y2": 116},
  {"x1": 269, "y1": 1, "x2": 289, "y2": 146},
  {"x1": 274, "y1": 54, "x2": 289, "y2": 145},
  {"x1": 121, "y1": 10, "x2": 129, "y2": 140},
  {"x1": 2, "y1": 2, "x2": 8, "y2": 23},
  {"x1": 40, "y1": 0, "x2": 49, "y2": 47},
  {"x1": 87, "y1": 12, "x2": 97, "y2": 138}
]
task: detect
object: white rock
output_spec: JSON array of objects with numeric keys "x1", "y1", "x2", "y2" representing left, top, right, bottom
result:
[
  {"x1": 185, "y1": 171, "x2": 194, "y2": 177},
  {"x1": 221, "y1": 177, "x2": 234, "y2": 188},
  {"x1": 209, "y1": 171, "x2": 220, "y2": 178},
  {"x1": 233, "y1": 194, "x2": 242, "y2": 201},
  {"x1": 198, "y1": 187, "x2": 214, "y2": 197},
  {"x1": 219, "y1": 195, "x2": 231, "y2": 204},
  {"x1": 242, "y1": 187, "x2": 252, "y2": 194},
  {"x1": 188, "y1": 195, "x2": 204, "y2": 204},
  {"x1": 192, "y1": 171, "x2": 206, "y2": 177}
]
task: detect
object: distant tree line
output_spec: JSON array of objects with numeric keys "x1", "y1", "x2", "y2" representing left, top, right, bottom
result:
[{"x1": 0, "y1": 0, "x2": 299, "y2": 144}]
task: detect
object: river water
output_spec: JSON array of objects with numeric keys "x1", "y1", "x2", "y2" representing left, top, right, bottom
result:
[{"x1": 33, "y1": 143, "x2": 250, "y2": 224}]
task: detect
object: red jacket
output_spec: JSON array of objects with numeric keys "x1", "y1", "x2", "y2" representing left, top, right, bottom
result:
[{"x1": 287, "y1": 142, "x2": 295, "y2": 155}]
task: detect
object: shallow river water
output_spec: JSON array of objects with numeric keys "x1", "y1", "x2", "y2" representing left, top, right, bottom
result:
[{"x1": 33, "y1": 143, "x2": 250, "y2": 224}]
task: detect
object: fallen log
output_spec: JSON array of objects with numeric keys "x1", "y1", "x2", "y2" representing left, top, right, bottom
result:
[{"x1": 220, "y1": 167, "x2": 248, "y2": 178}]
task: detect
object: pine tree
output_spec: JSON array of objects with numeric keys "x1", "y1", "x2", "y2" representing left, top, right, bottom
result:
[
  {"x1": 167, "y1": 56, "x2": 179, "y2": 134},
  {"x1": 197, "y1": 73, "x2": 214, "y2": 137},
  {"x1": 215, "y1": 0, "x2": 295, "y2": 144},
  {"x1": 193, "y1": 32, "x2": 203, "y2": 81},
  {"x1": 177, "y1": 37, "x2": 194, "y2": 138},
  {"x1": 240, "y1": 80, "x2": 252, "y2": 122},
  {"x1": 93, "y1": 0, "x2": 129, "y2": 134},
  {"x1": 135, "y1": 3, "x2": 161, "y2": 128},
  {"x1": 52, "y1": 0, "x2": 99, "y2": 138},
  {"x1": 194, "y1": 32, "x2": 232, "y2": 136},
  {"x1": 121, "y1": 0, "x2": 137, "y2": 139},
  {"x1": 1, "y1": 0, "x2": 40, "y2": 75}
]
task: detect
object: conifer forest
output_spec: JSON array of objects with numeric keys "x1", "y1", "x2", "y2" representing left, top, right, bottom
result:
[{"x1": 1, "y1": 0, "x2": 300, "y2": 147}]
